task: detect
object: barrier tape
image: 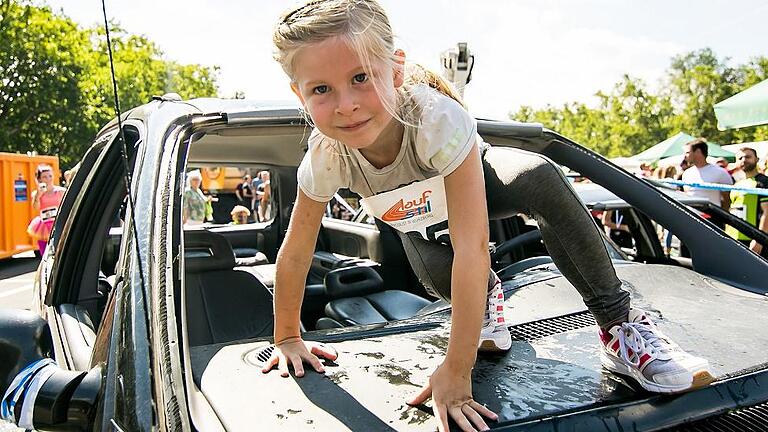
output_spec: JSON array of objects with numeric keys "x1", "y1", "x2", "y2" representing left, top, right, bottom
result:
[{"x1": 656, "y1": 179, "x2": 768, "y2": 197}]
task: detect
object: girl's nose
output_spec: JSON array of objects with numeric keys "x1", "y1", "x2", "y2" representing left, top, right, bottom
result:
[{"x1": 335, "y1": 91, "x2": 359, "y2": 116}]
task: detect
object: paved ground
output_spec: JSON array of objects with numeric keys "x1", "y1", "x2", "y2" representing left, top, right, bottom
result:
[{"x1": 0, "y1": 252, "x2": 38, "y2": 311}]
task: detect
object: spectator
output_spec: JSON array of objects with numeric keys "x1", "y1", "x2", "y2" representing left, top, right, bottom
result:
[
  {"x1": 256, "y1": 171, "x2": 271, "y2": 222},
  {"x1": 26, "y1": 164, "x2": 66, "y2": 255},
  {"x1": 183, "y1": 170, "x2": 212, "y2": 225},
  {"x1": 230, "y1": 205, "x2": 251, "y2": 225},
  {"x1": 682, "y1": 138, "x2": 733, "y2": 209},
  {"x1": 726, "y1": 147, "x2": 768, "y2": 257},
  {"x1": 235, "y1": 174, "x2": 254, "y2": 207},
  {"x1": 251, "y1": 171, "x2": 264, "y2": 212},
  {"x1": 637, "y1": 163, "x2": 653, "y2": 178}
]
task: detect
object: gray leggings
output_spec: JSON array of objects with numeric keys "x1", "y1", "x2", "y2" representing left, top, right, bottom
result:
[{"x1": 397, "y1": 147, "x2": 630, "y2": 328}]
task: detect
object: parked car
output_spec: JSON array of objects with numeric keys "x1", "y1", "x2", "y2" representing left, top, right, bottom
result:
[{"x1": 2, "y1": 95, "x2": 768, "y2": 432}]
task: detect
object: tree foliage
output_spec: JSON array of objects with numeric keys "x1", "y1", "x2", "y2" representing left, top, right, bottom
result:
[
  {"x1": 0, "y1": 0, "x2": 219, "y2": 167},
  {"x1": 512, "y1": 48, "x2": 768, "y2": 157}
]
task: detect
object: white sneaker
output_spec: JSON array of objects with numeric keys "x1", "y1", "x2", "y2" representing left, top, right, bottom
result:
[
  {"x1": 599, "y1": 308, "x2": 715, "y2": 393},
  {"x1": 478, "y1": 271, "x2": 511, "y2": 352}
]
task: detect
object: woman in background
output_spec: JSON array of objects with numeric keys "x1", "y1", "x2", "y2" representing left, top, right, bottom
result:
[{"x1": 27, "y1": 164, "x2": 66, "y2": 255}]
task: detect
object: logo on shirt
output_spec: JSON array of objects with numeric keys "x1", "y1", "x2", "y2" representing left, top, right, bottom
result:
[{"x1": 381, "y1": 190, "x2": 433, "y2": 222}]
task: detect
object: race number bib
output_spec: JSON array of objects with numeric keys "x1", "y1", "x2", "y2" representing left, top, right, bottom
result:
[
  {"x1": 360, "y1": 176, "x2": 451, "y2": 243},
  {"x1": 40, "y1": 207, "x2": 58, "y2": 221}
]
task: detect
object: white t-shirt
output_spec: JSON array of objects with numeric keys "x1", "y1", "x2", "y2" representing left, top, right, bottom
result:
[
  {"x1": 681, "y1": 164, "x2": 734, "y2": 205},
  {"x1": 297, "y1": 84, "x2": 488, "y2": 201}
]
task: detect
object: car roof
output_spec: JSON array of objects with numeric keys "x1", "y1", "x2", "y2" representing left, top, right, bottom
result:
[{"x1": 572, "y1": 181, "x2": 711, "y2": 208}]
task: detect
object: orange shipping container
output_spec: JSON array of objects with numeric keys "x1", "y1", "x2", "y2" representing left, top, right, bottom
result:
[{"x1": 0, "y1": 153, "x2": 61, "y2": 260}]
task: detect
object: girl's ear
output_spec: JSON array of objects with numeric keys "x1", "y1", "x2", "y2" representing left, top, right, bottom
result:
[
  {"x1": 393, "y1": 49, "x2": 406, "y2": 88},
  {"x1": 290, "y1": 82, "x2": 306, "y2": 106}
]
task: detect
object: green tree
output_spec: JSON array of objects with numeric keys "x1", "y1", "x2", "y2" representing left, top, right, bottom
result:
[
  {"x1": 511, "y1": 48, "x2": 768, "y2": 157},
  {"x1": 0, "y1": 0, "x2": 219, "y2": 168},
  {"x1": 0, "y1": 0, "x2": 92, "y2": 164}
]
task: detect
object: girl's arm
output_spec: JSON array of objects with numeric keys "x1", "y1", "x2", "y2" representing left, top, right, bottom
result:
[
  {"x1": 264, "y1": 189, "x2": 337, "y2": 377},
  {"x1": 410, "y1": 144, "x2": 498, "y2": 431},
  {"x1": 273, "y1": 189, "x2": 326, "y2": 341},
  {"x1": 31, "y1": 190, "x2": 40, "y2": 211},
  {"x1": 442, "y1": 145, "x2": 489, "y2": 375}
]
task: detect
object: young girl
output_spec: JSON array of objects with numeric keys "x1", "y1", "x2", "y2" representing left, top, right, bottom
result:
[
  {"x1": 26, "y1": 164, "x2": 65, "y2": 256},
  {"x1": 264, "y1": 1, "x2": 714, "y2": 430}
]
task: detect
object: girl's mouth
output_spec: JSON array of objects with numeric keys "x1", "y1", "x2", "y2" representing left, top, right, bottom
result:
[{"x1": 339, "y1": 118, "x2": 370, "y2": 131}]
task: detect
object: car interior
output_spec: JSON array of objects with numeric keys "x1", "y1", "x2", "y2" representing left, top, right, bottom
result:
[{"x1": 177, "y1": 124, "x2": 634, "y2": 353}]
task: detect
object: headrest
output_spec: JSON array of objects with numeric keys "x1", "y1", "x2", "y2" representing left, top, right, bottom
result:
[
  {"x1": 324, "y1": 266, "x2": 383, "y2": 299},
  {"x1": 184, "y1": 229, "x2": 236, "y2": 273}
]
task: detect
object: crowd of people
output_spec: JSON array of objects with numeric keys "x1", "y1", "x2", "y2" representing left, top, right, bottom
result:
[
  {"x1": 182, "y1": 169, "x2": 271, "y2": 226},
  {"x1": 634, "y1": 138, "x2": 768, "y2": 257}
]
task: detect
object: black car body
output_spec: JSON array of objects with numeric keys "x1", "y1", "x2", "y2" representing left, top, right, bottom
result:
[{"x1": 2, "y1": 96, "x2": 768, "y2": 431}]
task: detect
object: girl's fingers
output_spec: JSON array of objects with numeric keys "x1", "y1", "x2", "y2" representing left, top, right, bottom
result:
[
  {"x1": 407, "y1": 382, "x2": 432, "y2": 406},
  {"x1": 289, "y1": 355, "x2": 305, "y2": 377},
  {"x1": 448, "y1": 406, "x2": 478, "y2": 432},
  {"x1": 468, "y1": 400, "x2": 498, "y2": 421},
  {"x1": 278, "y1": 354, "x2": 290, "y2": 378},
  {"x1": 261, "y1": 354, "x2": 279, "y2": 373},
  {"x1": 304, "y1": 352, "x2": 326, "y2": 374},
  {"x1": 310, "y1": 343, "x2": 338, "y2": 361},
  {"x1": 461, "y1": 404, "x2": 489, "y2": 431},
  {"x1": 434, "y1": 403, "x2": 450, "y2": 432}
]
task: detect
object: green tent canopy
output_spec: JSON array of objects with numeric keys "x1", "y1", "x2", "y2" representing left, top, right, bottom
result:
[
  {"x1": 714, "y1": 79, "x2": 768, "y2": 130},
  {"x1": 631, "y1": 132, "x2": 734, "y2": 163}
]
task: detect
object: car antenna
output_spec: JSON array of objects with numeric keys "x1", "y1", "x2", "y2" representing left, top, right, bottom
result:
[{"x1": 99, "y1": 0, "x2": 148, "y2": 293}]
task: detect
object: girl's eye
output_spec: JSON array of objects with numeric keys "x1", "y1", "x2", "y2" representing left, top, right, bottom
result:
[
  {"x1": 313, "y1": 85, "x2": 329, "y2": 95},
  {"x1": 353, "y1": 73, "x2": 368, "y2": 84}
]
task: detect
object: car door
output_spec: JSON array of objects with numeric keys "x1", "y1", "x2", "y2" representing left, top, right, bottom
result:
[{"x1": 17, "y1": 120, "x2": 159, "y2": 430}]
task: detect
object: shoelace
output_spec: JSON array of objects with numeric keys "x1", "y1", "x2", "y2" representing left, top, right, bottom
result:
[{"x1": 618, "y1": 322, "x2": 673, "y2": 366}]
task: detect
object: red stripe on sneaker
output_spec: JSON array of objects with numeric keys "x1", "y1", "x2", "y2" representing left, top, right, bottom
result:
[
  {"x1": 496, "y1": 306, "x2": 504, "y2": 311},
  {"x1": 496, "y1": 317, "x2": 505, "y2": 323},
  {"x1": 611, "y1": 340, "x2": 620, "y2": 352},
  {"x1": 627, "y1": 348, "x2": 634, "y2": 358},
  {"x1": 638, "y1": 353, "x2": 651, "y2": 369}
]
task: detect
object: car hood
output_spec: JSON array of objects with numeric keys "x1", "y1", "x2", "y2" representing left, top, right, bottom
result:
[{"x1": 190, "y1": 264, "x2": 768, "y2": 431}]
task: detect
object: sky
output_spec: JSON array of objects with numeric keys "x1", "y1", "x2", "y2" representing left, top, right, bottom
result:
[{"x1": 45, "y1": 0, "x2": 768, "y2": 120}]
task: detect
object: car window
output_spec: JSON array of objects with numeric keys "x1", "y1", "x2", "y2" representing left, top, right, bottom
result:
[
  {"x1": 186, "y1": 166, "x2": 275, "y2": 225},
  {"x1": 46, "y1": 125, "x2": 141, "y2": 369},
  {"x1": 326, "y1": 189, "x2": 361, "y2": 222}
]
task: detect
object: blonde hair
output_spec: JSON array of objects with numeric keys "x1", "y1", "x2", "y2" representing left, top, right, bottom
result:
[{"x1": 273, "y1": 0, "x2": 465, "y2": 127}]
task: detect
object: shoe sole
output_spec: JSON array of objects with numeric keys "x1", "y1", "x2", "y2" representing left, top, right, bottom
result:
[
  {"x1": 601, "y1": 352, "x2": 715, "y2": 393},
  {"x1": 479, "y1": 334, "x2": 512, "y2": 352}
]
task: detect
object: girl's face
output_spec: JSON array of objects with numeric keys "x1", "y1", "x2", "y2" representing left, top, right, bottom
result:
[
  {"x1": 39, "y1": 170, "x2": 53, "y2": 186},
  {"x1": 290, "y1": 36, "x2": 403, "y2": 151},
  {"x1": 190, "y1": 177, "x2": 201, "y2": 190}
]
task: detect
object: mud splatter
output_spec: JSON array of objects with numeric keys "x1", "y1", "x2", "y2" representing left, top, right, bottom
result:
[
  {"x1": 416, "y1": 334, "x2": 448, "y2": 355},
  {"x1": 287, "y1": 409, "x2": 302, "y2": 415},
  {"x1": 359, "y1": 352, "x2": 385, "y2": 359},
  {"x1": 375, "y1": 364, "x2": 418, "y2": 387},
  {"x1": 399, "y1": 407, "x2": 432, "y2": 425},
  {"x1": 327, "y1": 370, "x2": 348, "y2": 384}
]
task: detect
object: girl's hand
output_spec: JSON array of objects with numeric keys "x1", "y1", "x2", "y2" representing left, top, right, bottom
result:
[
  {"x1": 261, "y1": 337, "x2": 338, "y2": 377},
  {"x1": 408, "y1": 362, "x2": 498, "y2": 432}
]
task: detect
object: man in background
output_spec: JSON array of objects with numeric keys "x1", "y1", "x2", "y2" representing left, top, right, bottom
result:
[
  {"x1": 726, "y1": 147, "x2": 768, "y2": 257},
  {"x1": 682, "y1": 138, "x2": 733, "y2": 209}
]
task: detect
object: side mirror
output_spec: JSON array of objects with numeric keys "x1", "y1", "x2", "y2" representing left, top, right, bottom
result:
[{"x1": 0, "y1": 309, "x2": 101, "y2": 431}]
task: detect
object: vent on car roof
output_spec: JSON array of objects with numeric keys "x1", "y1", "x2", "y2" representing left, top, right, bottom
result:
[
  {"x1": 245, "y1": 344, "x2": 276, "y2": 367},
  {"x1": 666, "y1": 400, "x2": 768, "y2": 431},
  {"x1": 509, "y1": 310, "x2": 596, "y2": 342}
]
